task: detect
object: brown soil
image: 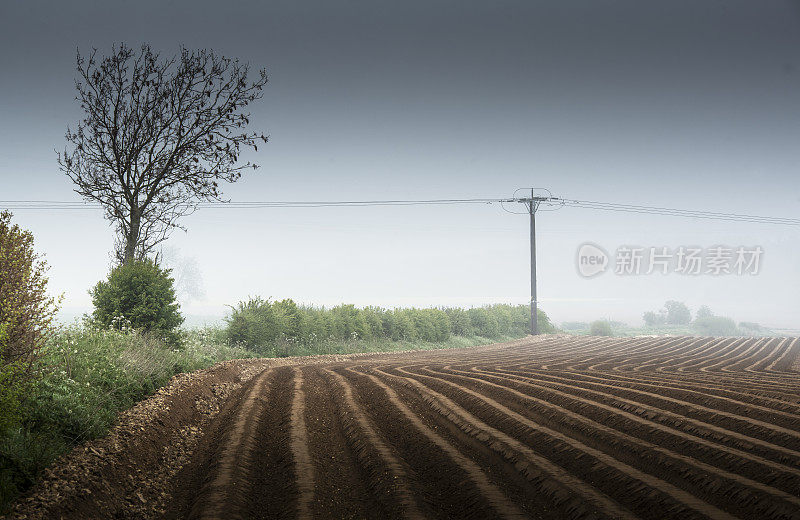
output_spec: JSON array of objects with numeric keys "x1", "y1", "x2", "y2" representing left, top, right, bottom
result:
[{"x1": 5, "y1": 336, "x2": 800, "y2": 520}]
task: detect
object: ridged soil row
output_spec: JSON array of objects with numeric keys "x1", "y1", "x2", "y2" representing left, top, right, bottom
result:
[
  {"x1": 476, "y1": 366, "x2": 800, "y2": 470},
  {"x1": 583, "y1": 366, "x2": 800, "y2": 399},
  {"x1": 657, "y1": 338, "x2": 742, "y2": 372},
  {"x1": 289, "y1": 368, "x2": 315, "y2": 519},
  {"x1": 687, "y1": 338, "x2": 764, "y2": 372},
  {"x1": 536, "y1": 366, "x2": 800, "y2": 425},
  {"x1": 421, "y1": 366, "x2": 800, "y2": 519},
  {"x1": 185, "y1": 369, "x2": 273, "y2": 520},
  {"x1": 586, "y1": 337, "x2": 698, "y2": 372},
  {"x1": 541, "y1": 341, "x2": 649, "y2": 371},
  {"x1": 322, "y1": 368, "x2": 426, "y2": 520},
  {"x1": 648, "y1": 338, "x2": 738, "y2": 372},
  {"x1": 534, "y1": 338, "x2": 630, "y2": 370},
  {"x1": 549, "y1": 368, "x2": 800, "y2": 416},
  {"x1": 348, "y1": 368, "x2": 578, "y2": 520},
  {"x1": 491, "y1": 366, "x2": 800, "y2": 451},
  {"x1": 466, "y1": 366, "x2": 800, "y2": 482},
  {"x1": 766, "y1": 337, "x2": 800, "y2": 371},
  {"x1": 751, "y1": 338, "x2": 800, "y2": 372},
  {"x1": 729, "y1": 338, "x2": 783, "y2": 372},
  {"x1": 242, "y1": 366, "x2": 299, "y2": 519},
  {"x1": 720, "y1": 338, "x2": 779, "y2": 372},
  {"x1": 367, "y1": 367, "x2": 639, "y2": 520},
  {"x1": 629, "y1": 337, "x2": 720, "y2": 371},
  {"x1": 390, "y1": 366, "x2": 739, "y2": 520},
  {"x1": 521, "y1": 337, "x2": 709, "y2": 372},
  {"x1": 298, "y1": 367, "x2": 386, "y2": 519},
  {"x1": 340, "y1": 367, "x2": 527, "y2": 520}
]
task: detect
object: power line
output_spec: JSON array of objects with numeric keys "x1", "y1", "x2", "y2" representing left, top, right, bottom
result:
[
  {"x1": 0, "y1": 198, "x2": 504, "y2": 210},
  {"x1": 1, "y1": 196, "x2": 798, "y2": 225},
  {"x1": 561, "y1": 199, "x2": 800, "y2": 226}
]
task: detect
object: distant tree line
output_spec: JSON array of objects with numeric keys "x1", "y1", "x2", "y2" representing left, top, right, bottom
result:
[
  {"x1": 642, "y1": 301, "x2": 765, "y2": 336},
  {"x1": 225, "y1": 298, "x2": 554, "y2": 354}
]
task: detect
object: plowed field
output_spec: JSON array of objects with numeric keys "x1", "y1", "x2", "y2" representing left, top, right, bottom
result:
[
  {"x1": 11, "y1": 336, "x2": 800, "y2": 519},
  {"x1": 168, "y1": 335, "x2": 800, "y2": 519}
]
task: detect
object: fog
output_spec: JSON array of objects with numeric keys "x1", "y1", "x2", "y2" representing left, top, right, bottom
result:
[{"x1": 1, "y1": 0, "x2": 798, "y2": 330}]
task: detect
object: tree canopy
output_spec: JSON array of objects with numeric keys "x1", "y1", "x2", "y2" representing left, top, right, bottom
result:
[{"x1": 58, "y1": 43, "x2": 268, "y2": 263}]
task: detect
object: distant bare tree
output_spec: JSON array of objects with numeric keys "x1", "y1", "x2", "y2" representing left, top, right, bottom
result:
[{"x1": 58, "y1": 43, "x2": 268, "y2": 263}]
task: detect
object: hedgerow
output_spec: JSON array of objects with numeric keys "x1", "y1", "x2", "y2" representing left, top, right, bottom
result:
[
  {"x1": 225, "y1": 298, "x2": 554, "y2": 355},
  {"x1": 0, "y1": 324, "x2": 255, "y2": 512}
]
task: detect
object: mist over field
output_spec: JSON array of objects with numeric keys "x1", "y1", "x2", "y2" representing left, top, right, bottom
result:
[{"x1": 1, "y1": 0, "x2": 798, "y2": 328}]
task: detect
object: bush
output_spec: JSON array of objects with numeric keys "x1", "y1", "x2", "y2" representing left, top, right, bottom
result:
[
  {"x1": 664, "y1": 301, "x2": 691, "y2": 325},
  {"x1": 468, "y1": 308, "x2": 500, "y2": 338},
  {"x1": 0, "y1": 212, "x2": 59, "y2": 369},
  {"x1": 642, "y1": 311, "x2": 665, "y2": 327},
  {"x1": 225, "y1": 297, "x2": 281, "y2": 354},
  {"x1": 90, "y1": 259, "x2": 183, "y2": 346},
  {"x1": 0, "y1": 361, "x2": 25, "y2": 435},
  {"x1": 222, "y1": 299, "x2": 555, "y2": 352},
  {"x1": 696, "y1": 305, "x2": 713, "y2": 319},
  {"x1": 738, "y1": 321, "x2": 762, "y2": 332},
  {"x1": 590, "y1": 320, "x2": 613, "y2": 336},
  {"x1": 534, "y1": 308, "x2": 556, "y2": 334},
  {"x1": 0, "y1": 324, "x2": 254, "y2": 512},
  {"x1": 692, "y1": 316, "x2": 738, "y2": 336},
  {"x1": 445, "y1": 308, "x2": 473, "y2": 336}
]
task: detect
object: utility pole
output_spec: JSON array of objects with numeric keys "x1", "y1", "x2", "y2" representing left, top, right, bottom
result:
[
  {"x1": 529, "y1": 189, "x2": 538, "y2": 335},
  {"x1": 509, "y1": 189, "x2": 560, "y2": 335}
]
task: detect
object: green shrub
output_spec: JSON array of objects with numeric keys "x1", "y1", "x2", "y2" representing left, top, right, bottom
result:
[
  {"x1": 534, "y1": 308, "x2": 556, "y2": 334},
  {"x1": 223, "y1": 298, "x2": 555, "y2": 351},
  {"x1": 445, "y1": 308, "x2": 473, "y2": 336},
  {"x1": 0, "y1": 212, "x2": 60, "y2": 369},
  {"x1": 738, "y1": 321, "x2": 762, "y2": 332},
  {"x1": 225, "y1": 297, "x2": 281, "y2": 354},
  {"x1": 468, "y1": 308, "x2": 500, "y2": 338},
  {"x1": 90, "y1": 259, "x2": 183, "y2": 346},
  {"x1": 1, "y1": 324, "x2": 254, "y2": 512},
  {"x1": 692, "y1": 316, "x2": 738, "y2": 336},
  {"x1": 561, "y1": 321, "x2": 589, "y2": 331},
  {"x1": 0, "y1": 361, "x2": 25, "y2": 435},
  {"x1": 590, "y1": 320, "x2": 613, "y2": 336},
  {"x1": 664, "y1": 301, "x2": 692, "y2": 325}
]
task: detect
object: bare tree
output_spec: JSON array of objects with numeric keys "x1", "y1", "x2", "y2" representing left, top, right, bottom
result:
[{"x1": 58, "y1": 43, "x2": 268, "y2": 263}]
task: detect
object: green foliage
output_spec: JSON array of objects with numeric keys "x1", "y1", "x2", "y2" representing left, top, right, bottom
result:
[
  {"x1": 467, "y1": 308, "x2": 500, "y2": 337},
  {"x1": 225, "y1": 297, "x2": 282, "y2": 354},
  {"x1": 224, "y1": 298, "x2": 554, "y2": 354},
  {"x1": 663, "y1": 300, "x2": 691, "y2": 325},
  {"x1": 589, "y1": 320, "x2": 614, "y2": 336},
  {"x1": 0, "y1": 211, "x2": 60, "y2": 371},
  {"x1": 0, "y1": 324, "x2": 254, "y2": 512},
  {"x1": 642, "y1": 311, "x2": 665, "y2": 327},
  {"x1": 0, "y1": 362, "x2": 25, "y2": 435},
  {"x1": 0, "y1": 325, "x2": 21, "y2": 435},
  {"x1": 643, "y1": 301, "x2": 691, "y2": 327},
  {"x1": 692, "y1": 316, "x2": 738, "y2": 336},
  {"x1": 696, "y1": 305, "x2": 713, "y2": 320},
  {"x1": 445, "y1": 308, "x2": 473, "y2": 336},
  {"x1": 561, "y1": 321, "x2": 589, "y2": 331},
  {"x1": 535, "y1": 308, "x2": 556, "y2": 334},
  {"x1": 738, "y1": 321, "x2": 762, "y2": 332},
  {"x1": 90, "y1": 259, "x2": 183, "y2": 346}
]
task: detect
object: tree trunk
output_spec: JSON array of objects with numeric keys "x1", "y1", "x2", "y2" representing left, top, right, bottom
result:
[{"x1": 123, "y1": 208, "x2": 141, "y2": 264}]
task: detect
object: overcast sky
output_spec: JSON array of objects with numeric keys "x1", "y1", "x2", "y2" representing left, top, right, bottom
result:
[{"x1": 1, "y1": 0, "x2": 799, "y2": 329}]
